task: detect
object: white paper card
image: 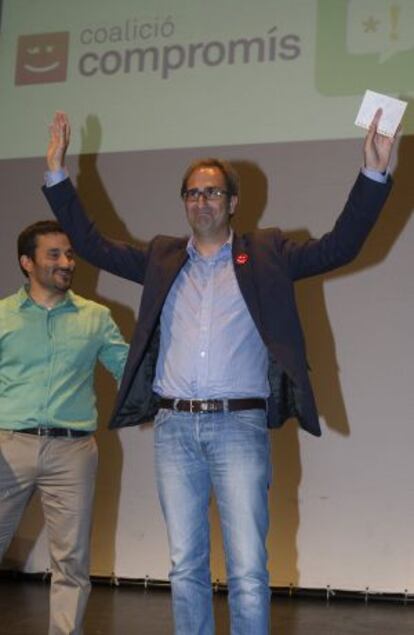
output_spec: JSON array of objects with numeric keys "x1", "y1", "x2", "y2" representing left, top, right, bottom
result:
[{"x1": 355, "y1": 90, "x2": 407, "y2": 137}]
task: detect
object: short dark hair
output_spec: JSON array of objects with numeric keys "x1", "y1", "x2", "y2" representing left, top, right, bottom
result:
[
  {"x1": 17, "y1": 220, "x2": 68, "y2": 277},
  {"x1": 180, "y1": 158, "x2": 240, "y2": 198}
]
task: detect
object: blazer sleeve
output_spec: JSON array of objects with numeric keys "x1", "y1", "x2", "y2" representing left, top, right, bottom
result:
[
  {"x1": 42, "y1": 178, "x2": 148, "y2": 283},
  {"x1": 277, "y1": 172, "x2": 392, "y2": 281}
]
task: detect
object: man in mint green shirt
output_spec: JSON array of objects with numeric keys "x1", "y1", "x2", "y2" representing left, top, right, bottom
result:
[{"x1": 0, "y1": 220, "x2": 128, "y2": 635}]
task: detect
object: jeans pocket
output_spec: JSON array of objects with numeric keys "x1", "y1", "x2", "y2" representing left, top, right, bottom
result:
[
  {"x1": 231, "y1": 409, "x2": 268, "y2": 433},
  {"x1": 153, "y1": 408, "x2": 173, "y2": 429}
]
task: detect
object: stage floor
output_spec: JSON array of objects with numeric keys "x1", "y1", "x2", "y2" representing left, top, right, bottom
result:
[{"x1": 1, "y1": 578, "x2": 413, "y2": 634}]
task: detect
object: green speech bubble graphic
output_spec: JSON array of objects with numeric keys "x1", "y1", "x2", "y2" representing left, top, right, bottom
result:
[{"x1": 315, "y1": 0, "x2": 414, "y2": 95}]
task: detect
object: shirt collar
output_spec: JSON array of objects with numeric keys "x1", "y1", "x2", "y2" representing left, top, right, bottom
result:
[
  {"x1": 186, "y1": 230, "x2": 233, "y2": 262},
  {"x1": 18, "y1": 286, "x2": 79, "y2": 311}
]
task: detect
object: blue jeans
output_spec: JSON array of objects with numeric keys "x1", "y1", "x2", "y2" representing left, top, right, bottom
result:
[{"x1": 154, "y1": 409, "x2": 271, "y2": 635}]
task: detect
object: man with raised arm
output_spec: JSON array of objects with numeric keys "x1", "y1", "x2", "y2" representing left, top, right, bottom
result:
[
  {"x1": 42, "y1": 110, "x2": 396, "y2": 634},
  {"x1": 0, "y1": 220, "x2": 128, "y2": 635}
]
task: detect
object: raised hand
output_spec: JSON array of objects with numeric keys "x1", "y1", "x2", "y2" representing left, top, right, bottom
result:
[
  {"x1": 363, "y1": 108, "x2": 398, "y2": 173},
  {"x1": 47, "y1": 111, "x2": 71, "y2": 171}
]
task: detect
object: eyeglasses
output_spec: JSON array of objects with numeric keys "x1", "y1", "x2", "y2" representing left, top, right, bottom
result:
[{"x1": 182, "y1": 187, "x2": 230, "y2": 201}]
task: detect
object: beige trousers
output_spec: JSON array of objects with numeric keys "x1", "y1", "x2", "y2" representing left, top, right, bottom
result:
[{"x1": 0, "y1": 430, "x2": 98, "y2": 635}]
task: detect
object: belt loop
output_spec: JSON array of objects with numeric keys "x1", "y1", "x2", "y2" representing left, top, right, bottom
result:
[
  {"x1": 173, "y1": 398, "x2": 180, "y2": 412},
  {"x1": 223, "y1": 399, "x2": 229, "y2": 413}
]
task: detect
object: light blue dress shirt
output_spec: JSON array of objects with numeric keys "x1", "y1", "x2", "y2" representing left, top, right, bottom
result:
[{"x1": 153, "y1": 235, "x2": 270, "y2": 399}]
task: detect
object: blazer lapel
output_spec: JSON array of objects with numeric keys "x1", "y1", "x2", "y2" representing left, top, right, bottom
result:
[
  {"x1": 232, "y1": 234, "x2": 262, "y2": 329},
  {"x1": 143, "y1": 241, "x2": 189, "y2": 326}
]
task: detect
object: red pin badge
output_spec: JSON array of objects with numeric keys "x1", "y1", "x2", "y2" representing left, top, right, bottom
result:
[{"x1": 235, "y1": 253, "x2": 249, "y2": 265}]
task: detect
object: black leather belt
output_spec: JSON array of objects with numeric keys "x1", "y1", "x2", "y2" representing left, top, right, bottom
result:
[
  {"x1": 158, "y1": 398, "x2": 266, "y2": 414},
  {"x1": 18, "y1": 427, "x2": 92, "y2": 438}
]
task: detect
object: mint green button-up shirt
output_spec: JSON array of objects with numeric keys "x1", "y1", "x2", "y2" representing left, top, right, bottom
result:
[{"x1": 0, "y1": 287, "x2": 129, "y2": 431}]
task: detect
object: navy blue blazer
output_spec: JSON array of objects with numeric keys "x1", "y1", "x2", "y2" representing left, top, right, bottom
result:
[{"x1": 43, "y1": 172, "x2": 392, "y2": 436}]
